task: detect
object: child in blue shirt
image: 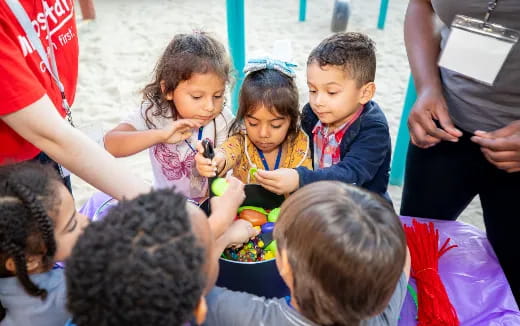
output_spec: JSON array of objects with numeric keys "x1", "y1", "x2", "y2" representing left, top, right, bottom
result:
[
  {"x1": 255, "y1": 33, "x2": 391, "y2": 200},
  {"x1": 0, "y1": 162, "x2": 89, "y2": 326}
]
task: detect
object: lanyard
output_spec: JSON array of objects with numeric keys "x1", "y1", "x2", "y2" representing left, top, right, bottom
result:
[
  {"x1": 185, "y1": 127, "x2": 204, "y2": 153},
  {"x1": 5, "y1": 0, "x2": 74, "y2": 126},
  {"x1": 483, "y1": 0, "x2": 499, "y2": 25},
  {"x1": 256, "y1": 147, "x2": 282, "y2": 171},
  {"x1": 284, "y1": 296, "x2": 294, "y2": 309}
]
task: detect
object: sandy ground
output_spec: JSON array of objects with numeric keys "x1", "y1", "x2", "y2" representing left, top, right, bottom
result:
[{"x1": 71, "y1": 0, "x2": 484, "y2": 229}]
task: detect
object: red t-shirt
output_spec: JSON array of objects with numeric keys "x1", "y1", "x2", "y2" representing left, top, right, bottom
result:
[{"x1": 0, "y1": 0, "x2": 78, "y2": 164}]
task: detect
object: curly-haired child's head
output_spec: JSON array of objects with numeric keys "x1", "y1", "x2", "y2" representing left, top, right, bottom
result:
[
  {"x1": 229, "y1": 68, "x2": 300, "y2": 154},
  {"x1": 66, "y1": 189, "x2": 211, "y2": 326},
  {"x1": 143, "y1": 31, "x2": 231, "y2": 128},
  {"x1": 274, "y1": 181, "x2": 406, "y2": 326},
  {"x1": 0, "y1": 162, "x2": 88, "y2": 321}
]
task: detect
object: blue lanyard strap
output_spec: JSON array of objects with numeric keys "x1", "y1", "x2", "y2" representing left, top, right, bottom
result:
[
  {"x1": 284, "y1": 296, "x2": 294, "y2": 309},
  {"x1": 185, "y1": 127, "x2": 204, "y2": 153},
  {"x1": 257, "y1": 147, "x2": 282, "y2": 171}
]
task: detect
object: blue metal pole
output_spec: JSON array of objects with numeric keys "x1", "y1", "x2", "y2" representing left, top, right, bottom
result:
[
  {"x1": 299, "y1": 0, "x2": 307, "y2": 22},
  {"x1": 226, "y1": 0, "x2": 246, "y2": 115},
  {"x1": 389, "y1": 75, "x2": 416, "y2": 186},
  {"x1": 377, "y1": 0, "x2": 389, "y2": 30}
]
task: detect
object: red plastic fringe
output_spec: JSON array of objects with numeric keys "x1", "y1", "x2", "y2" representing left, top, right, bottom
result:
[{"x1": 403, "y1": 219, "x2": 459, "y2": 326}]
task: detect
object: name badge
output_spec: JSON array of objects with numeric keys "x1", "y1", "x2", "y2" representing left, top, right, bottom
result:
[{"x1": 438, "y1": 15, "x2": 519, "y2": 85}]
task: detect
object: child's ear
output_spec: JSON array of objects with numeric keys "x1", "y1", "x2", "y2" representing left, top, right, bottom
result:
[
  {"x1": 275, "y1": 249, "x2": 294, "y2": 290},
  {"x1": 5, "y1": 257, "x2": 16, "y2": 273},
  {"x1": 160, "y1": 80, "x2": 174, "y2": 100},
  {"x1": 193, "y1": 296, "x2": 208, "y2": 325},
  {"x1": 359, "y1": 82, "x2": 376, "y2": 105}
]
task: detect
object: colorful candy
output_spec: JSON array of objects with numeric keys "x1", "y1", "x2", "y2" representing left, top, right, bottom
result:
[
  {"x1": 265, "y1": 240, "x2": 277, "y2": 254},
  {"x1": 249, "y1": 166, "x2": 258, "y2": 178},
  {"x1": 239, "y1": 209, "x2": 267, "y2": 226},
  {"x1": 237, "y1": 206, "x2": 268, "y2": 215},
  {"x1": 261, "y1": 222, "x2": 275, "y2": 234},
  {"x1": 222, "y1": 206, "x2": 280, "y2": 263},
  {"x1": 211, "y1": 178, "x2": 229, "y2": 196},
  {"x1": 223, "y1": 236, "x2": 277, "y2": 262},
  {"x1": 267, "y1": 207, "x2": 280, "y2": 222},
  {"x1": 263, "y1": 251, "x2": 275, "y2": 260}
]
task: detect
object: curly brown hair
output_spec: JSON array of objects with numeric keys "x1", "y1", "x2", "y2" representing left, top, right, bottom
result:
[{"x1": 142, "y1": 31, "x2": 231, "y2": 128}]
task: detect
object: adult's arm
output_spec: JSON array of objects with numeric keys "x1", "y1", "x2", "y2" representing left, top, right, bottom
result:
[
  {"x1": 405, "y1": 0, "x2": 462, "y2": 148},
  {"x1": 405, "y1": 0, "x2": 443, "y2": 95},
  {"x1": 2, "y1": 95, "x2": 150, "y2": 200}
]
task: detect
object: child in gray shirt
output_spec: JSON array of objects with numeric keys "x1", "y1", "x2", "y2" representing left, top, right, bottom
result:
[{"x1": 205, "y1": 181, "x2": 410, "y2": 326}]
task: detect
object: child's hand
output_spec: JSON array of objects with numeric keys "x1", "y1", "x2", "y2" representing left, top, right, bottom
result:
[
  {"x1": 208, "y1": 176, "x2": 246, "y2": 237},
  {"x1": 221, "y1": 219, "x2": 260, "y2": 248},
  {"x1": 255, "y1": 168, "x2": 299, "y2": 195},
  {"x1": 195, "y1": 142, "x2": 218, "y2": 177},
  {"x1": 210, "y1": 175, "x2": 245, "y2": 219},
  {"x1": 195, "y1": 142, "x2": 226, "y2": 177},
  {"x1": 161, "y1": 119, "x2": 200, "y2": 144}
]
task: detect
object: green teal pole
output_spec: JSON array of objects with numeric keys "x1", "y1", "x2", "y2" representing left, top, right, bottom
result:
[
  {"x1": 226, "y1": 0, "x2": 246, "y2": 115},
  {"x1": 389, "y1": 76, "x2": 416, "y2": 186},
  {"x1": 377, "y1": 0, "x2": 389, "y2": 29},
  {"x1": 299, "y1": 0, "x2": 307, "y2": 22}
]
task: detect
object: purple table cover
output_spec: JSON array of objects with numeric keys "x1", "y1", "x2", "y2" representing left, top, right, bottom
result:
[
  {"x1": 399, "y1": 216, "x2": 520, "y2": 326},
  {"x1": 79, "y1": 194, "x2": 520, "y2": 325},
  {"x1": 79, "y1": 192, "x2": 115, "y2": 221}
]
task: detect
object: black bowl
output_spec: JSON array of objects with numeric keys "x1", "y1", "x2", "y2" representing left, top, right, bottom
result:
[{"x1": 200, "y1": 184, "x2": 289, "y2": 298}]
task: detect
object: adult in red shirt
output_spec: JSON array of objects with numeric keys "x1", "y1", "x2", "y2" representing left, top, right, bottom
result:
[{"x1": 0, "y1": 0, "x2": 148, "y2": 200}]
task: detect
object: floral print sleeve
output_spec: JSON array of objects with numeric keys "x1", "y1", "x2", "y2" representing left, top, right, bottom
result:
[
  {"x1": 300, "y1": 148, "x2": 313, "y2": 169},
  {"x1": 287, "y1": 129, "x2": 313, "y2": 170},
  {"x1": 218, "y1": 134, "x2": 245, "y2": 176}
]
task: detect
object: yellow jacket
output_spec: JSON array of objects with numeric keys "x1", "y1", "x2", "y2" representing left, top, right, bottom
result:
[{"x1": 218, "y1": 129, "x2": 312, "y2": 184}]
